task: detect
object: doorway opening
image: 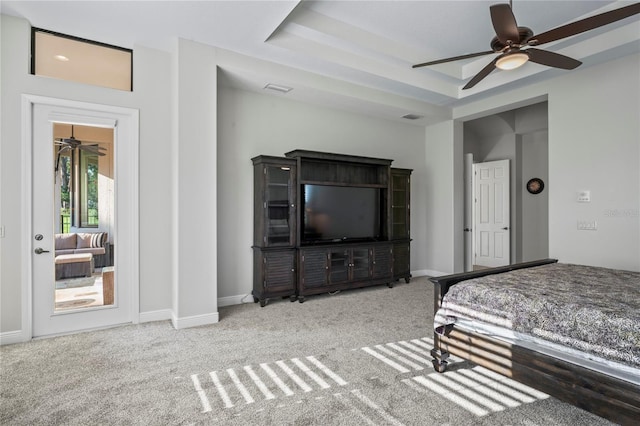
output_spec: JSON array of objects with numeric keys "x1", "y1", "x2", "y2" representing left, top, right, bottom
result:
[{"x1": 462, "y1": 102, "x2": 549, "y2": 271}]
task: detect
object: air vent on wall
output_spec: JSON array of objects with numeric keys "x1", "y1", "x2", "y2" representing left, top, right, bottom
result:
[
  {"x1": 264, "y1": 83, "x2": 293, "y2": 93},
  {"x1": 402, "y1": 114, "x2": 423, "y2": 120}
]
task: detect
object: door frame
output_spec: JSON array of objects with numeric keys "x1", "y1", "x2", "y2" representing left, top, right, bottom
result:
[{"x1": 21, "y1": 94, "x2": 140, "y2": 340}]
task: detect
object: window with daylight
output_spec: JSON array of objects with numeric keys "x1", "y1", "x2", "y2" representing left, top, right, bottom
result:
[
  {"x1": 32, "y1": 28, "x2": 133, "y2": 91},
  {"x1": 79, "y1": 150, "x2": 100, "y2": 228}
]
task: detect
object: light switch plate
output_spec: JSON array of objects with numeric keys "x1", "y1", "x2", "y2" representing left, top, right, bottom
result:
[
  {"x1": 577, "y1": 220, "x2": 597, "y2": 230},
  {"x1": 577, "y1": 190, "x2": 591, "y2": 202}
]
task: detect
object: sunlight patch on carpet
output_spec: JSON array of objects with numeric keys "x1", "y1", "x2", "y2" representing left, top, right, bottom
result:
[
  {"x1": 362, "y1": 336, "x2": 548, "y2": 417},
  {"x1": 191, "y1": 355, "x2": 348, "y2": 413}
]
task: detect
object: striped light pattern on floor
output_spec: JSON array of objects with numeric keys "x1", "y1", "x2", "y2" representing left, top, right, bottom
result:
[
  {"x1": 191, "y1": 355, "x2": 348, "y2": 412},
  {"x1": 362, "y1": 336, "x2": 548, "y2": 417},
  {"x1": 360, "y1": 337, "x2": 464, "y2": 373},
  {"x1": 333, "y1": 389, "x2": 406, "y2": 426}
]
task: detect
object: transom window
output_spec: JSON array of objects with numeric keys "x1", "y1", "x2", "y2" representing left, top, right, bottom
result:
[{"x1": 32, "y1": 28, "x2": 133, "y2": 91}]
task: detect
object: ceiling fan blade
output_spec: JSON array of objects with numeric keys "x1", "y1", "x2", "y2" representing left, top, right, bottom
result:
[
  {"x1": 530, "y1": 3, "x2": 640, "y2": 46},
  {"x1": 462, "y1": 57, "x2": 498, "y2": 90},
  {"x1": 526, "y1": 48, "x2": 582, "y2": 70},
  {"x1": 490, "y1": 3, "x2": 520, "y2": 45},
  {"x1": 412, "y1": 50, "x2": 495, "y2": 68}
]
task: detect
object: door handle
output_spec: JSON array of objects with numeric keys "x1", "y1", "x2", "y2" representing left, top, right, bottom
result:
[
  {"x1": 34, "y1": 247, "x2": 50, "y2": 254},
  {"x1": 502, "y1": 227, "x2": 509, "y2": 230}
]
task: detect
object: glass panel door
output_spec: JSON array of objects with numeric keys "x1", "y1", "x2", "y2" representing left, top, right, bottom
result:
[{"x1": 31, "y1": 100, "x2": 134, "y2": 338}]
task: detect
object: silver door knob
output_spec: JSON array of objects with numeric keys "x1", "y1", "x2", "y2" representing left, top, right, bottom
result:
[{"x1": 34, "y1": 247, "x2": 50, "y2": 254}]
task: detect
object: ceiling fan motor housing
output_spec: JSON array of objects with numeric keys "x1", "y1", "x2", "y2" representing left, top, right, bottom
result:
[{"x1": 490, "y1": 26, "x2": 534, "y2": 51}]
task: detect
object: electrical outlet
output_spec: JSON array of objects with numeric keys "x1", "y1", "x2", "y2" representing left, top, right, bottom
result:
[{"x1": 577, "y1": 220, "x2": 597, "y2": 231}]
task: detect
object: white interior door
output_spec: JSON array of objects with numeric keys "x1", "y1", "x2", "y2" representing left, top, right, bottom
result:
[
  {"x1": 31, "y1": 102, "x2": 134, "y2": 337},
  {"x1": 473, "y1": 159, "x2": 510, "y2": 268}
]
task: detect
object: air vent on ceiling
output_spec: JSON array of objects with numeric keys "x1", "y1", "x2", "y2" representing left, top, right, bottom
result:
[
  {"x1": 402, "y1": 114, "x2": 423, "y2": 120},
  {"x1": 264, "y1": 83, "x2": 293, "y2": 94}
]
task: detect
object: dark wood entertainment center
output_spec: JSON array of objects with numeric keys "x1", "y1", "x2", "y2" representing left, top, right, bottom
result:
[{"x1": 252, "y1": 150, "x2": 411, "y2": 306}]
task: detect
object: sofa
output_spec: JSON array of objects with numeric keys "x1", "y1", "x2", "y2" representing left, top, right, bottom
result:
[{"x1": 55, "y1": 232, "x2": 110, "y2": 268}]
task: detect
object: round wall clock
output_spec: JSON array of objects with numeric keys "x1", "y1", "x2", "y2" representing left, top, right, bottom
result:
[{"x1": 526, "y1": 178, "x2": 544, "y2": 194}]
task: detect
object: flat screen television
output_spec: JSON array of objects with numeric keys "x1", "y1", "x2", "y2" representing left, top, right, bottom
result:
[{"x1": 302, "y1": 184, "x2": 381, "y2": 243}]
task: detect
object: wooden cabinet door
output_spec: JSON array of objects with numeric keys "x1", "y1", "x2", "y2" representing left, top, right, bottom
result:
[
  {"x1": 372, "y1": 245, "x2": 392, "y2": 280},
  {"x1": 300, "y1": 248, "x2": 328, "y2": 288},
  {"x1": 393, "y1": 242, "x2": 410, "y2": 281},
  {"x1": 263, "y1": 250, "x2": 295, "y2": 293}
]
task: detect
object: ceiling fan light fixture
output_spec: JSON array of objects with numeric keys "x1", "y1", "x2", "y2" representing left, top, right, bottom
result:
[{"x1": 496, "y1": 52, "x2": 529, "y2": 70}]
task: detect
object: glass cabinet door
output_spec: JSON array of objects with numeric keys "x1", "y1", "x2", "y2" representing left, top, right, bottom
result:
[
  {"x1": 329, "y1": 249, "x2": 349, "y2": 284},
  {"x1": 351, "y1": 248, "x2": 371, "y2": 280},
  {"x1": 391, "y1": 171, "x2": 410, "y2": 239},
  {"x1": 265, "y1": 165, "x2": 294, "y2": 246}
]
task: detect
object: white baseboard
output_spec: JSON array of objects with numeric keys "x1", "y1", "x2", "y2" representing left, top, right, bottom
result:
[
  {"x1": 0, "y1": 329, "x2": 29, "y2": 345},
  {"x1": 139, "y1": 309, "x2": 172, "y2": 323},
  {"x1": 218, "y1": 294, "x2": 254, "y2": 307},
  {"x1": 171, "y1": 311, "x2": 219, "y2": 330},
  {"x1": 417, "y1": 269, "x2": 449, "y2": 278},
  {"x1": 410, "y1": 269, "x2": 429, "y2": 278}
]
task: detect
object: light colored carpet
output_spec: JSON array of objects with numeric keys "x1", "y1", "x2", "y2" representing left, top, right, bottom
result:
[{"x1": 0, "y1": 277, "x2": 613, "y2": 425}]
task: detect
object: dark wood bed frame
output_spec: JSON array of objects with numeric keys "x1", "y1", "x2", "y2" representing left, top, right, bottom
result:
[{"x1": 429, "y1": 258, "x2": 640, "y2": 425}]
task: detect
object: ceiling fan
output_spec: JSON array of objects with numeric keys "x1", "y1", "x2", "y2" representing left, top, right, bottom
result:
[
  {"x1": 412, "y1": 1, "x2": 640, "y2": 89},
  {"x1": 54, "y1": 125, "x2": 106, "y2": 157},
  {"x1": 54, "y1": 125, "x2": 106, "y2": 174}
]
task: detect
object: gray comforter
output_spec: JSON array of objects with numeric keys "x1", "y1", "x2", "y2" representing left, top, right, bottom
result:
[{"x1": 434, "y1": 263, "x2": 640, "y2": 368}]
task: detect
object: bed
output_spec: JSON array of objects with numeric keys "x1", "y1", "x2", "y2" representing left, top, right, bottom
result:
[{"x1": 429, "y1": 259, "x2": 640, "y2": 425}]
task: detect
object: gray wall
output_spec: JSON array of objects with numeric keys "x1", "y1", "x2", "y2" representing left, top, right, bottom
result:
[
  {"x1": 442, "y1": 53, "x2": 639, "y2": 273},
  {"x1": 519, "y1": 131, "x2": 549, "y2": 262},
  {"x1": 216, "y1": 86, "x2": 432, "y2": 303}
]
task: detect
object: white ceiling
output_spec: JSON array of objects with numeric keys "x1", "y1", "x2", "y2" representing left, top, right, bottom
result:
[{"x1": 3, "y1": 1, "x2": 639, "y2": 125}]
